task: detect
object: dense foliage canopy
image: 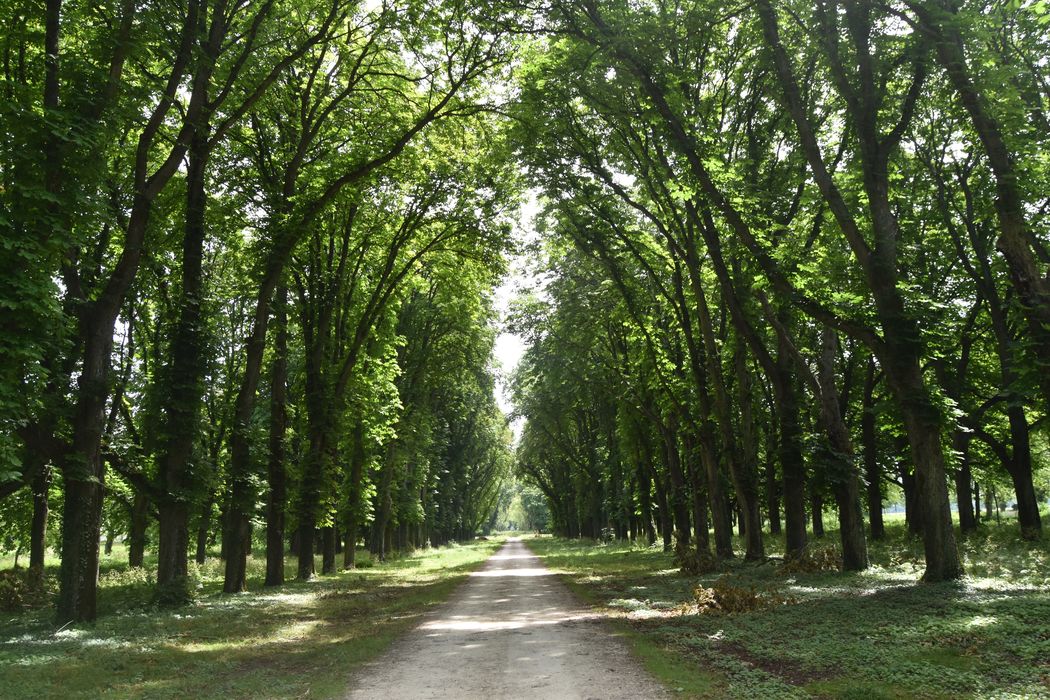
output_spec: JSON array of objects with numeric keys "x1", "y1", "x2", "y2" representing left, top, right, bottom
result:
[
  {"x1": 509, "y1": 0, "x2": 1050, "y2": 584},
  {"x1": 1, "y1": 0, "x2": 518, "y2": 622}
]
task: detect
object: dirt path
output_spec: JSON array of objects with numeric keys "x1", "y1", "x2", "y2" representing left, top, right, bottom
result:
[{"x1": 345, "y1": 538, "x2": 668, "y2": 699}]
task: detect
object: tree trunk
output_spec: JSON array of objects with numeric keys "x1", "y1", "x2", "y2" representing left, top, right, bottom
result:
[
  {"x1": 660, "y1": 424, "x2": 691, "y2": 551},
  {"x1": 57, "y1": 466, "x2": 103, "y2": 623},
  {"x1": 371, "y1": 451, "x2": 397, "y2": 561},
  {"x1": 652, "y1": 472, "x2": 673, "y2": 552},
  {"x1": 265, "y1": 286, "x2": 288, "y2": 586},
  {"x1": 902, "y1": 466, "x2": 921, "y2": 536},
  {"x1": 223, "y1": 277, "x2": 280, "y2": 591},
  {"x1": 954, "y1": 437, "x2": 977, "y2": 535},
  {"x1": 810, "y1": 492, "x2": 825, "y2": 538},
  {"x1": 1005, "y1": 405, "x2": 1042, "y2": 539},
  {"x1": 972, "y1": 482, "x2": 981, "y2": 526},
  {"x1": 343, "y1": 528, "x2": 358, "y2": 569},
  {"x1": 195, "y1": 496, "x2": 212, "y2": 566},
  {"x1": 816, "y1": 328, "x2": 868, "y2": 570},
  {"x1": 683, "y1": 432, "x2": 710, "y2": 555},
  {"x1": 223, "y1": 507, "x2": 252, "y2": 592},
  {"x1": 775, "y1": 338, "x2": 807, "y2": 558},
  {"x1": 343, "y1": 424, "x2": 367, "y2": 569},
  {"x1": 862, "y1": 358, "x2": 885, "y2": 540},
  {"x1": 58, "y1": 315, "x2": 116, "y2": 622},
  {"x1": 733, "y1": 347, "x2": 765, "y2": 560},
  {"x1": 128, "y1": 493, "x2": 148, "y2": 567},
  {"x1": 155, "y1": 125, "x2": 209, "y2": 600},
  {"x1": 690, "y1": 268, "x2": 750, "y2": 559},
  {"x1": 765, "y1": 442, "x2": 781, "y2": 535},
  {"x1": 29, "y1": 466, "x2": 52, "y2": 574},
  {"x1": 698, "y1": 425, "x2": 733, "y2": 558},
  {"x1": 156, "y1": 501, "x2": 190, "y2": 594},
  {"x1": 295, "y1": 521, "x2": 316, "y2": 580},
  {"x1": 896, "y1": 391, "x2": 962, "y2": 581},
  {"x1": 321, "y1": 527, "x2": 336, "y2": 574},
  {"x1": 635, "y1": 453, "x2": 657, "y2": 545}
]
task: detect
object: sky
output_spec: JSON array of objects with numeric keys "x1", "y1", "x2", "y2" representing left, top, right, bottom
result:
[
  {"x1": 493, "y1": 280, "x2": 526, "y2": 414},
  {"x1": 491, "y1": 193, "x2": 540, "y2": 440}
]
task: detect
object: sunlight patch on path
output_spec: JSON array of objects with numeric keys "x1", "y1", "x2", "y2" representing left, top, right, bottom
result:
[{"x1": 344, "y1": 538, "x2": 668, "y2": 699}]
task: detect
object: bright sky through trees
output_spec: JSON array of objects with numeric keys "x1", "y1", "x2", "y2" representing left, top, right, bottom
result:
[{"x1": 492, "y1": 193, "x2": 539, "y2": 429}]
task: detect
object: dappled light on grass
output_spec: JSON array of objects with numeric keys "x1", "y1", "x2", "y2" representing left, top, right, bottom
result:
[
  {"x1": 527, "y1": 530, "x2": 1050, "y2": 699},
  {"x1": 0, "y1": 539, "x2": 504, "y2": 698},
  {"x1": 966, "y1": 614, "x2": 998, "y2": 628}
]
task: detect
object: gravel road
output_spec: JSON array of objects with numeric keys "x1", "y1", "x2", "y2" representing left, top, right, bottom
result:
[{"x1": 345, "y1": 537, "x2": 668, "y2": 699}]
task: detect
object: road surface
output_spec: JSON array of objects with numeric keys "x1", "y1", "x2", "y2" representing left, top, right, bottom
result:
[{"x1": 345, "y1": 538, "x2": 668, "y2": 699}]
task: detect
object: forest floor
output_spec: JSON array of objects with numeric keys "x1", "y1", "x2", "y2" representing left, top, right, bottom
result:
[
  {"x1": 527, "y1": 520, "x2": 1050, "y2": 699},
  {"x1": 0, "y1": 538, "x2": 503, "y2": 699},
  {"x1": 345, "y1": 537, "x2": 667, "y2": 699}
]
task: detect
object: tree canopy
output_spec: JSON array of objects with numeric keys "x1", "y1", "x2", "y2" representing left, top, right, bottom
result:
[
  {"x1": 0, "y1": 0, "x2": 1048, "y2": 628},
  {"x1": 509, "y1": 0, "x2": 1049, "y2": 584}
]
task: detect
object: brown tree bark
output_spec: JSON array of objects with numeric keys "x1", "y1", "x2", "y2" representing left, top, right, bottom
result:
[
  {"x1": 195, "y1": 497, "x2": 213, "y2": 566},
  {"x1": 765, "y1": 437, "x2": 781, "y2": 535},
  {"x1": 128, "y1": 493, "x2": 148, "y2": 567},
  {"x1": 691, "y1": 269, "x2": 758, "y2": 559},
  {"x1": 658, "y1": 420, "x2": 692, "y2": 551},
  {"x1": 682, "y1": 431, "x2": 710, "y2": 555},
  {"x1": 634, "y1": 439, "x2": 658, "y2": 545},
  {"x1": 321, "y1": 527, "x2": 336, "y2": 574},
  {"x1": 265, "y1": 286, "x2": 288, "y2": 586},
  {"x1": 29, "y1": 466, "x2": 51, "y2": 574},
  {"x1": 953, "y1": 444, "x2": 976, "y2": 535},
  {"x1": 651, "y1": 469, "x2": 673, "y2": 552},
  {"x1": 774, "y1": 333, "x2": 808, "y2": 558},
  {"x1": 754, "y1": 0, "x2": 962, "y2": 580},
  {"x1": 156, "y1": 122, "x2": 210, "y2": 596},
  {"x1": 816, "y1": 328, "x2": 868, "y2": 569},
  {"x1": 861, "y1": 357, "x2": 885, "y2": 540},
  {"x1": 343, "y1": 422, "x2": 367, "y2": 569},
  {"x1": 58, "y1": 0, "x2": 209, "y2": 620}
]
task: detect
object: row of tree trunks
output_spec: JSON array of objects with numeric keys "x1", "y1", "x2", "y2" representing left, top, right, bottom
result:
[{"x1": 754, "y1": 0, "x2": 962, "y2": 581}]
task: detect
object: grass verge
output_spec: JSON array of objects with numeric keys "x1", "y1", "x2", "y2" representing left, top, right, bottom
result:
[
  {"x1": 0, "y1": 538, "x2": 502, "y2": 699},
  {"x1": 525, "y1": 524, "x2": 1050, "y2": 699}
]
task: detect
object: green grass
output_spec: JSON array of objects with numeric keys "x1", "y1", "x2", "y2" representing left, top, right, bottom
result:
[
  {"x1": 524, "y1": 522, "x2": 1050, "y2": 699},
  {"x1": 0, "y1": 538, "x2": 503, "y2": 699}
]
